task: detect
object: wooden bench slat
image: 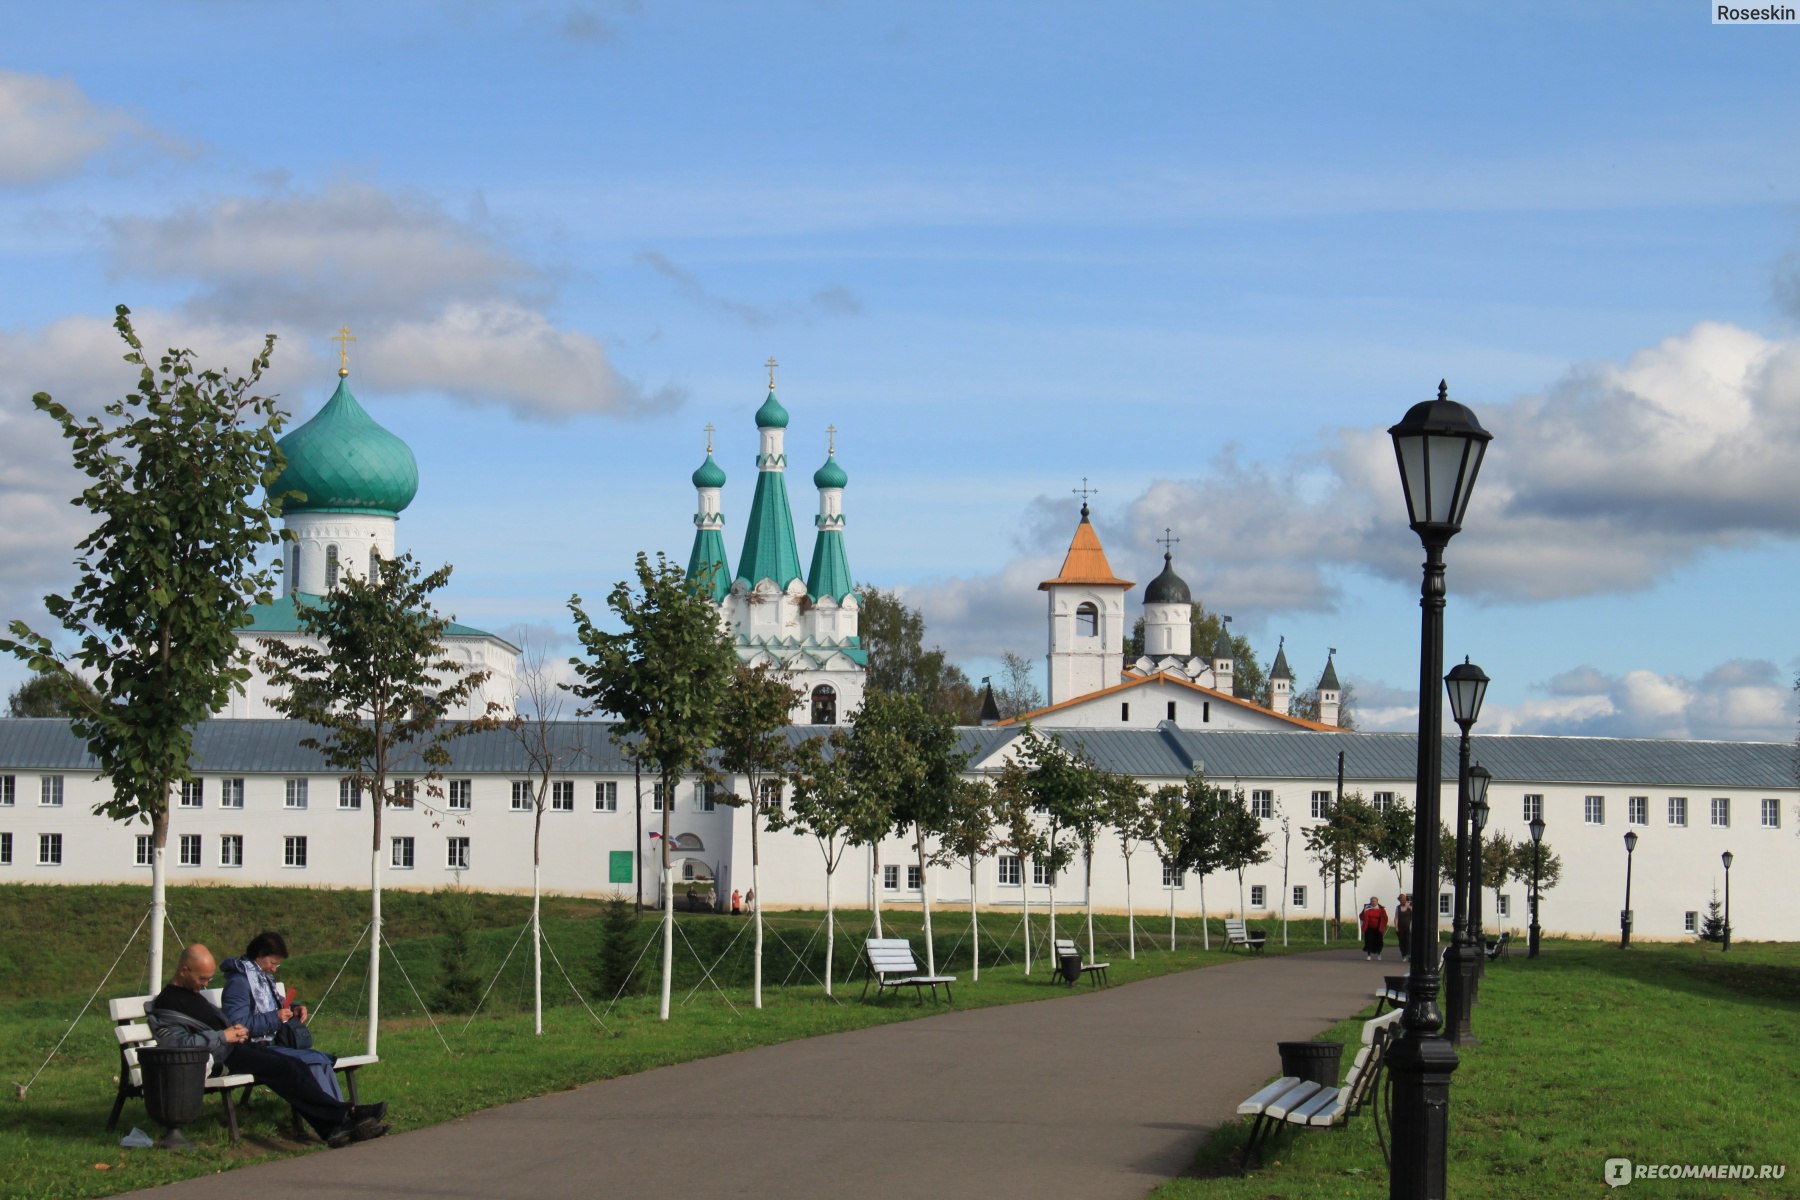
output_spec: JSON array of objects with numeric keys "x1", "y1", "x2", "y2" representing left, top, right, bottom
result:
[
  {"x1": 1237, "y1": 1077, "x2": 1308, "y2": 1115},
  {"x1": 1264, "y1": 1080, "x2": 1325, "y2": 1121}
]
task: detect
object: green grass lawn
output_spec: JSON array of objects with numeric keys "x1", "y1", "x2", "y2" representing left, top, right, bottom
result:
[
  {"x1": 0, "y1": 882, "x2": 1321, "y2": 1200},
  {"x1": 1152, "y1": 939, "x2": 1800, "y2": 1200}
]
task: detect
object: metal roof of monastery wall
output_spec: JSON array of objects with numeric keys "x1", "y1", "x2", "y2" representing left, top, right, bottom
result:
[
  {"x1": 241, "y1": 595, "x2": 510, "y2": 646},
  {"x1": 1039, "y1": 509, "x2": 1133, "y2": 591},
  {"x1": 271, "y1": 378, "x2": 419, "y2": 516},
  {"x1": 3, "y1": 720, "x2": 1790, "y2": 790}
]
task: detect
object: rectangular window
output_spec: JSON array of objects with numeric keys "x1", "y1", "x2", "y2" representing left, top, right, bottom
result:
[
  {"x1": 447, "y1": 837, "x2": 470, "y2": 870},
  {"x1": 339, "y1": 778, "x2": 362, "y2": 810},
  {"x1": 1292, "y1": 885, "x2": 1307, "y2": 908},
  {"x1": 219, "y1": 835, "x2": 243, "y2": 868},
  {"x1": 284, "y1": 836, "x2": 307, "y2": 868},
  {"x1": 39, "y1": 833, "x2": 62, "y2": 865},
  {"x1": 1683, "y1": 911, "x2": 1697, "y2": 934},
  {"x1": 392, "y1": 779, "x2": 416, "y2": 808},
  {"x1": 551, "y1": 781, "x2": 574, "y2": 812},
  {"x1": 1166, "y1": 701, "x2": 1177, "y2": 721},
  {"x1": 1627, "y1": 796, "x2": 1648, "y2": 826},
  {"x1": 1251, "y1": 789, "x2": 1273, "y2": 820},
  {"x1": 41, "y1": 776, "x2": 63, "y2": 807},
  {"x1": 997, "y1": 856, "x2": 1021, "y2": 887},
  {"x1": 285, "y1": 779, "x2": 308, "y2": 809},
  {"x1": 883, "y1": 864, "x2": 899, "y2": 891},
  {"x1": 1310, "y1": 790, "x2": 1331, "y2": 820},
  {"x1": 391, "y1": 836, "x2": 414, "y2": 869},
  {"x1": 219, "y1": 778, "x2": 244, "y2": 809},
  {"x1": 1439, "y1": 892, "x2": 1453, "y2": 916},
  {"x1": 1372, "y1": 791, "x2": 1395, "y2": 814},
  {"x1": 1668, "y1": 796, "x2": 1687, "y2": 827},
  {"x1": 1763, "y1": 798, "x2": 1780, "y2": 829},
  {"x1": 594, "y1": 781, "x2": 618, "y2": 812},
  {"x1": 135, "y1": 835, "x2": 152, "y2": 866},
  {"x1": 179, "y1": 779, "x2": 203, "y2": 808},
  {"x1": 1711, "y1": 797, "x2": 1729, "y2": 828},
  {"x1": 759, "y1": 779, "x2": 782, "y2": 811},
  {"x1": 1523, "y1": 794, "x2": 1543, "y2": 823},
  {"x1": 1584, "y1": 795, "x2": 1605, "y2": 825},
  {"x1": 652, "y1": 783, "x2": 665, "y2": 812},
  {"x1": 1161, "y1": 860, "x2": 1183, "y2": 889},
  {"x1": 0, "y1": 775, "x2": 13, "y2": 805},
  {"x1": 0, "y1": 831, "x2": 10, "y2": 865},
  {"x1": 449, "y1": 779, "x2": 472, "y2": 811},
  {"x1": 511, "y1": 780, "x2": 533, "y2": 811},
  {"x1": 1250, "y1": 884, "x2": 1266, "y2": 908},
  {"x1": 697, "y1": 782, "x2": 717, "y2": 812},
  {"x1": 178, "y1": 834, "x2": 201, "y2": 867},
  {"x1": 1032, "y1": 860, "x2": 1056, "y2": 886},
  {"x1": 1120, "y1": 702, "x2": 1130, "y2": 722},
  {"x1": 907, "y1": 864, "x2": 922, "y2": 891},
  {"x1": 1495, "y1": 894, "x2": 1511, "y2": 918}
]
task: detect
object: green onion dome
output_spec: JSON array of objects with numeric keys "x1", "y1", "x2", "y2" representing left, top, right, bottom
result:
[
  {"x1": 271, "y1": 377, "x2": 418, "y2": 516},
  {"x1": 755, "y1": 390, "x2": 790, "y2": 429},
  {"x1": 692, "y1": 453, "x2": 727, "y2": 489},
  {"x1": 813, "y1": 453, "x2": 848, "y2": 490}
]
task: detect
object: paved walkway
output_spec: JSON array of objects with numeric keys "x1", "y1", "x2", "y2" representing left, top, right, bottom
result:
[{"x1": 126, "y1": 949, "x2": 1385, "y2": 1200}]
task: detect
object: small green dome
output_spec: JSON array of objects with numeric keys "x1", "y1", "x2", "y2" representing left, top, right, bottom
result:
[
  {"x1": 692, "y1": 453, "x2": 727, "y2": 489},
  {"x1": 755, "y1": 390, "x2": 789, "y2": 429},
  {"x1": 813, "y1": 453, "x2": 847, "y2": 490},
  {"x1": 272, "y1": 377, "x2": 418, "y2": 516}
]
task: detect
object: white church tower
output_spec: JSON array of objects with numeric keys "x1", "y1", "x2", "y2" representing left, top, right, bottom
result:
[{"x1": 1041, "y1": 495, "x2": 1133, "y2": 706}]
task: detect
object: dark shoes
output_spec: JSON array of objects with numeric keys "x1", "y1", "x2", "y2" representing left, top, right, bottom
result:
[
  {"x1": 325, "y1": 1115, "x2": 390, "y2": 1148},
  {"x1": 351, "y1": 1102, "x2": 388, "y2": 1124}
]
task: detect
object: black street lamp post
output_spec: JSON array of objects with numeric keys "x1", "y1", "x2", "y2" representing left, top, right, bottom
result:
[
  {"x1": 1528, "y1": 814, "x2": 1545, "y2": 958},
  {"x1": 1620, "y1": 831, "x2": 1638, "y2": 949},
  {"x1": 1721, "y1": 850, "x2": 1733, "y2": 953},
  {"x1": 1443, "y1": 659, "x2": 1488, "y2": 1047},
  {"x1": 1468, "y1": 766, "x2": 1490, "y2": 999},
  {"x1": 1386, "y1": 381, "x2": 1491, "y2": 1200}
]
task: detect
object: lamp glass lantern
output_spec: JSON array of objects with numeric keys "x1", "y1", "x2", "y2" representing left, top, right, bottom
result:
[
  {"x1": 1389, "y1": 383, "x2": 1494, "y2": 540},
  {"x1": 1468, "y1": 764, "x2": 1491, "y2": 831},
  {"x1": 1624, "y1": 830, "x2": 1639, "y2": 854},
  {"x1": 1445, "y1": 658, "x2": 1490, "y2": 729},
  {"x1": 1529, "y1": 815, "x2": 1545, "y2": 844},
  {"x1": 1721, "y1": 851, "x2": 1733, "y2": 871}
]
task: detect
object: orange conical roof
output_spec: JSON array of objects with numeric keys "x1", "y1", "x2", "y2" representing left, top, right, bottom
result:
[{"x1": 1039, "y1": 505, "x2": 1134, "y2": 591}]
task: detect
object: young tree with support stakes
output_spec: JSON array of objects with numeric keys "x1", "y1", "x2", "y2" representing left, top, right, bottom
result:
[
  {"x1": 3, "y1": 307, "x2": 288, "y2": 991},
  {"x1": 1007, "y1": 727, "x2": 1092, "y2": 951},
  {"x1": 1220, "y1": 786, "x2": 1272, "y2": 922},
  {"x1": 1374, "y1": 795, "x2": 1417, "y2": 891},
  {"x1": 1148, "y1": 784, "x2": 1189, "y2": 951},
  {"x1": 259, "y1": 552, "x2": 497, "y2": 1057},
  {"x1": 1105, "y1": 772, "x2": 1153, "y2": 959},
  {"x1": 714, "y1": 661, "x2": 803, "y2": 1009},
  {"x1": 1176, "y1": 770, "x2": 1238, "y2": 950},
  {"x1": 992, "y1": 758, "x2": 1048, "y2": 975},
  {"x1": 567, "y1": 551, "x2": 736, "y2": 1023},
  {"x1": 933, "y1": 777, "x2": 997, "y2": 979},
  {"x1": 1069, "y1": 767, "x2": 1122, "y2": 963},
  {"x1": 1303, "y1": 790, "x2": 1380, "y2": 939},
  {"x1": 775, "y1": 730, "x2": 858, "y2": 995}
]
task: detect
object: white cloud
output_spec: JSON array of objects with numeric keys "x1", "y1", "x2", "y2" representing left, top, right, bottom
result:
[
  {"x1": 1478, "y1": 660, "x2": 1796, "y2": 742},
  {"x1": 104, "y1": 182, "x2": 665, "y2": 419},
  {"x1": 0, "y1": 71, "x2": 183, "y2": 185}
]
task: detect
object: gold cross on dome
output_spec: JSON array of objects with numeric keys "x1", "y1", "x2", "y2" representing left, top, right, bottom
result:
[
  {"x1": 704, "y1": 422, "x2": 715, "y2": 454},
  {"x1": 332, "y1": 326, "x2": 355, "y2": 376},
  {"x1": 765, "y1": 356, "x2": 779, "y2": 390},
  {"x1": 826, "y1": 424, "x2": 837, "y2": 455},
  {"x1": 1157, "y1": 527, "x2": 1180, "y2": 554}
]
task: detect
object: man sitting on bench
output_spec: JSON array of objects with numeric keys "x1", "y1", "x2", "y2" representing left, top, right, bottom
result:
[{"x1": 148, "y1": 945, "x2": 390, "y2": 1148}]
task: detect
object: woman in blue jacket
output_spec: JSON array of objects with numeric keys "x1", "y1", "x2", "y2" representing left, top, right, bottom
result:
[{"x1": 221, "y1": 930, "x2": 342, "y2": 1101}]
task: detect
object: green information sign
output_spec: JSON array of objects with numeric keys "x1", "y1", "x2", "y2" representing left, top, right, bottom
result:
[{"x1": 608, "y1": 850, "x2": 634, "y2": 884}]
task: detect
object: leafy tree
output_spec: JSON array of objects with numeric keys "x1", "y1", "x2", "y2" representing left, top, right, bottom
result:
[
  {"x1": 1180, "y1": 771, "x2": 1243, "y2": 949},
  {"x1": 858, "y1": 587, "x2": 980, "y2": 721},
  {"x1": 1219, "y1": 786, "x2": 1272, "y2": 920},
  {"x1": 1006, "y1": 727, "x2": 1096, "y2": 949},
  {"x1": 1105, "y1": 772, "x2": 1154, "y2": 959},
  {"x1": 1, "y1": 307, "x2": 288, "y2": 989},
  {"x1": 1069, "y1": 768, "x2": 1122, "y2": 961},
  {"x1": 845, "y1": 691, "x2": 966, "y2": 974},
  {"x1": 259, "y1": 551, "x2": 497, "y2": 1055},
  {"x1": 1293, "y1": 681, "x2": 1359, "y2": 730},
  {"x1": 568, "y1": 550, "x2": 737, "y2": 1021},
  {"x1": 715, "y1": 661, "x2": 803, "y2": 1008},
  {"x1": 1373, "y1": 796, "x2": 1416, "y2": 891},
  {"x1": 1478, "y1": 831, "x2": 1516, "y2": 926},
  {"x1": 1147, "y1": 784, "x2": 1190, "y2": 950},
  {"x1": 593, "y1": 893, "x2": 643, "y2": 1000},
  {"x1": 933, "y1": 777, "x2": 997, "y2": 979},
  {"x1": 433, "y1": 888, "x2": 484, "y2": 1014},
  {"x1": 1507, "y1": 836, "x2": 1563, "y2": 933},
  {"x1": 992, "y1": 756, "x2": 1049, "y2": 974},
  {"x1": 7, "y1": 670, "x2": 102, "y2": 718},
  {"x1": 994, "y1": 649, "x2": 1044, "y2": 718},
  {"x1": 774, "y1": 730, "x2": 859, "y2": 994},
  {"x1": 1303, "y1": 790, "x2": 1380, "y2": 936}
]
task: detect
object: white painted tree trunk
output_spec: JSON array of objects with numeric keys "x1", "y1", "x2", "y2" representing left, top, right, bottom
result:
[
  {"x1": 147, "y1": 803, "x2": 169, "y2": 989},
  {"x1": 1022, "y1": 854, "x2": 1032, "y2": 975},
  {"x1": 1124, "y1": 851, "x2": 1136, "y2": 961},
  {"x1": 916, "y1": 827, "x2": 935, "y2": 976},
  {"x1": 659, "y1": 787, "x2": 673, "y2": 1022},
  {"x1": 1048, "y1": 870, "x2": 1058, "y2": 949},
  {"x1": 1084, "y1": 850, "x2": 1096, "y2": 961},
  {"x1": 969, "y1": 857, "x2": 980, "y2": 982},
  {"x1": 751, "y1": 813, "x2": 763, "y2": 1010},
  {"x1": 823, "y1": 867, "x2": 836, "y2": 997},
  {"x1": 367, "y1": 828, "x2": 382, "y2": 1058},
  {"x1": 1200, "y1": 876, "x2": 1210, "y2": 951},
  {"x1": 1168, "y1": 884, "x2": 1177, "y2": 952},
  {"x1": 531, "y1": 863, "x2": 543, "y2": 1036},
  {"x1": 871, "y1": 844, "x2": 883, "y2": 939}
]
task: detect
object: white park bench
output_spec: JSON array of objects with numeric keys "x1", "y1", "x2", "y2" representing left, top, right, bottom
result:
[
  {"x1": 1050, "y1": 938, "x2": 1110, "y2": 987},
  {"x1": 1223, "y1": 918, "x2": 1268, "y2": 952},
  {"x1": 1234, "y1": 1007, "x2": 1404, "y2": 1169},
  {"x1": 106, "y1": 986, "x2": 378, "y2": 1142},
  {"x1": 859, "y1": 937, "x2": 957, "y2": 1004}
]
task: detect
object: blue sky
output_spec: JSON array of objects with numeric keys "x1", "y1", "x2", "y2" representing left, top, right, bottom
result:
[{"x1": 3, "y1": 2, "x2": 1799, "y2": 740}]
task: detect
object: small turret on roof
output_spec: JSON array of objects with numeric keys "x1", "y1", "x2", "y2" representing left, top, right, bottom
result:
[
  {"x1": 1269, "y1": 636, "x2": 1293, "y2": 681},
  {"x1": 1318, "y1": 650, "x2": 1341, "y2": 692},
  {"x1": 978, "y1": 678, "x2": 1001, "y2": 725}
]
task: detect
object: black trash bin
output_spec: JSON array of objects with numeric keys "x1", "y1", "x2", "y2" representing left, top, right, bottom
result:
[
  {"x1": 138, "y1": 1045, "x2": 209, "y2": 1149},
  {"x1": 1056, "y1": 952, "x2": 1082, "y2": 984},
  {"x1": 1276, "y1": 1040, "x2": 1344, "y2": 1089}
]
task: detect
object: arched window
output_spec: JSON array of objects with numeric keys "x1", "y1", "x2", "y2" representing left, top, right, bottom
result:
[
  {"x1": 290, "y1": 544, "x2": 300, "y2": 592},
  {"x1": 325, "y1": 544, "x2": 340, "y2": 590},
  {"x1": 1075, "y1": 602, "x2": 1099, "y2": 638},
  {"x1": 368, "y1": 546, "x2": 380, "y2": 583},
  {"x1": 811, "y1": 684, "x2": 837, "y2": 725}
]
